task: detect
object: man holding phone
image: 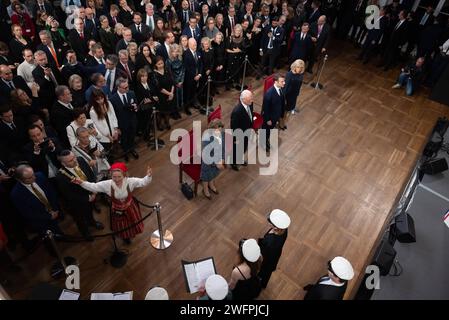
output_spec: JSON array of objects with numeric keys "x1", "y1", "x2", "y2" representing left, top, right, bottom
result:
[{"x1": 23, "y1": 125, "x2": 62, "y2": 180}]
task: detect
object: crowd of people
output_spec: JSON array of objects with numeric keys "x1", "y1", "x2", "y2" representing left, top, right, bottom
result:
[{"x1": 0, "y1": 0, "x2": 449, "y2": 299}]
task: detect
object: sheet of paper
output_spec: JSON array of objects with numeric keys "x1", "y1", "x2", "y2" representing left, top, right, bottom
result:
[
  {"x1": 58, "y1": 289, "x2": 80, "y2": 300},
  {"x1": 195, "y1": 259, "x2": 216, "y2": 286},
  {"x1": 90, "y1": 293, "x2": 114, "y2": 300},
  {"x1": 184, "y1": 263, "x2": 200, "y2": 293},
  {"x1": 113, "y1": 291, "x2": 133, "y2": 300}
]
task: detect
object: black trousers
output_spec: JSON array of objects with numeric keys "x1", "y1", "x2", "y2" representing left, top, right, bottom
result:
[
  {"x1": 120, "y1": 120, "x2": 137, "y2": 154},
  {"x1": 67, "y1": 203, "x2": 96, "y2": 237},
  {"x1": 261, "y1": 49, "x2": 279, "y2": 76},
  {"x1": 232, "y1": 135, "x2": 248, "y2": 165},
  {"x1": 262, "y1": 122, "x2": 276, "y2": 148}
]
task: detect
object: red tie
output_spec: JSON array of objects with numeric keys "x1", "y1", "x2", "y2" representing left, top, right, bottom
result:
[
  {"x1": 79, "y1": 32, "x2": 84, "y2": 39},
  {"x1": 124, "y1": 63, "x2": 131, "y2": 78}
]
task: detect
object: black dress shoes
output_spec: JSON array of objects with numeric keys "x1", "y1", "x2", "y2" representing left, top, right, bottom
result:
[
  {"x1": 131, "y1": 150, "x2": 139, "y2": 159},
  {"x1": 231, "y1": 164, "x2": 240, "y2": 171}
]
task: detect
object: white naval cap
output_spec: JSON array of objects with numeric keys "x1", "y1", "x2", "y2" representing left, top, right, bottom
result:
[
  {"x1": 269, "y1": 209, "x2": 291, "y2": 229},
  {"x1": 205, "y1": 274, "x2": 229, "y2": 300},
  {"x1": 144, "y1": 286, "x2": 169, "y2": 300},
  {"x1": 241, "y1": 238, "x2": 261, "y2": 262},
  {"x1": 329, "y1": 257, "x2": 354, "y2": 281}
]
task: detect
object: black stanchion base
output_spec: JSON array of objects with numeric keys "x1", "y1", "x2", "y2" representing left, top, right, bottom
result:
[
  {"x1": 50, "y1": 256, "x2": 78, "y2": 279},
  {"x1": 110, "y1": 250, "x2": 128, "y2": 268},
  {"x1": 148, "y1": 138, "x2": 165, "y2": 150},
  {"x1": 310, "y1": 82, "x2": 324, "y2": 90},
  {"x1": 199, "y1": 106, "x2": 215, "y2": 115}
]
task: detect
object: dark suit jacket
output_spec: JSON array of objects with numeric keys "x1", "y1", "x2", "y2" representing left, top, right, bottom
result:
[
  {"x1": 290, "y1": 32, "x2": 313, "y2": 61},
  {"x1": 32, "y1": 65, "x2": 64, "y2": 107},
  {"x1": 178, "y1": 10, "x2": 193, "y2": 29},
  {"x1": 261, "y1": 25, "x2": 285, "y2": 52},
  {"x1": 50, "y1": 101, "x2": 74, "y2": 147},
  {"x1": 364, "y1": 15, "x2": 387, "y2": 45},
  {"x1": 142, "y1": 14, "x2": 160, "y2": 33},
  {"x1": 68, "y1": 29, "x2": 90, "y2": 63},
  {"x1": 198, "y1": 14, "x2": 210, "y2": 31},
  {"x1": 55, "y1": 158, "x2": 95, "y2": 212},
  {"x1": 224, "y1": 15, "x2": 240, "y2": 38},
  {"x1": 181, "y1": 26, "x2": 202, "y2": 44},
  {"x1": 0, "y1": 120, "x2": 27, "y2": 153},
  {"x1": 388, "y1": 20, "x2": 409, "y2": 48},
  {"x1": 130, "y1": 23, "x2": 151, "y2": 44},
  {"x1": 310, "y1": 22, "x2": 331, "y2": 51},
  {"x1": 10, "y1": 172, "x2": 60, "y2": 233},
  {"x1": 32, "y1": 2, "x2": 54, "y2": 18},
  {"x1": 183, "y1": 49, "x2": 203, "y2": 82},
  {"x1": 307, "y1": 8, "x2": 320, "y2": 24},
  {"x1": 417, "y1": 10, "x2": 435, "y2": 29},
  {"x1": 115, "y1": 39, "x2": 133, "y2": 54},
  {"x1": 156, "y1": 43, "x2": 170, "y2": 61},
  {"x1": 230, "y1": 102, "x2": 254, "y2": 131},
  {"x1": 303, "y1": 276, "x2": 348, "y2": 300},
  {"x1": 110, "y1": 91, "x2": 138, "y2": 129},
  {"x1": 0, "y1": 76, "x2": 32, "y2": 99},
  {"x1": 103, "y1": 67, "x2": 129, "y2": 96},
  {"x1": 107, "y1": 14, "x2": 121, "y2": 28},
  {"x1": 37, "y1": 44, "x2": 64, "y2": 69},
  {"x1": 116, "y1": 61, "x2": 136, "y2": 83},
  {"x1": 262, "y1": 86, "x2": 285, "y2": 124},
  {"x1": 85, "y1": 18, "x2": 100, "y2": 41}
]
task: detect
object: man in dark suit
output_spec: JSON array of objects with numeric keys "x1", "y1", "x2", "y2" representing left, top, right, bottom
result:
[
  {"x1": 179, "y1": 0, "x2": 194, "y2": 30},
  {"x1": 85, "y1": 7, "x2": 100, "y2": 41},
  {"x1": 230, "y1": 90, "x2": 254, "y2": 171},
  {"x1": 115, "y1": 27, "x2": 134, "y2": 54},
  {"x1": 358, "y1": 7, "x2": 387, "y2": 64},
  {"x1": 22, "y1": 125, "x2": 62, "y2": 179},
  {"x1": 32, "y1": 50, "x2": 65, "y2": 109},
  {"x1": 182, "y1": 38, "x2": 203, "y2": 115},
  {"x1": 37, "y1": 30, "x2": 64, "y2": 69},
  {"x1": 85, "y1": 43, "x2": 106, "y2": 67},
  {"x1": 417, "y1": 18, "x2": 445, "y2": 58},
  {"x1": 289, "y1": 22, "x2": 313, "y2": 65},
  {"x1": 118, "y1": 0, "x2": 135, "y2": 27},
  {"x1": 11, "y1": 165, "x2": 63, "y2": 237},
  {"x1": 187, "y1": 0, "x2": 200, "y2": 14},
  {"x1": 224, "y1": 6, "x2": 239, "y2": 38},
  {"x1": 417, "y1": 6, "x2": 435, "y2": 30},
  {"x1": 198, "y1": 3, "x2": 210, "y2": 30},
  {"x1": 0, "y1": 65, "x2": 31, "y2": 99},
  {"x1": 156, "y1": 31, "x2": 176, "y2": 61},
  {"x1": 143, "y1": 3, "x2": 159, "y2": 33},
  {"x1": 307, "y1": 0, "x2": 321, "y2": 24},
  {"x1": 116, "y1": 50, "x2": 135, "y2": 87},
  {"x1": 348, "y1": 0, "x2": 368, "y2": 43},
  {"x1": 308, "y1": 15, "x2": 331, "y2": 73},
  {"x1": 304, "y1": 256, "x2": 354, "y2": 300},
  {"x1": 181, "y1": 16, "x2": 202, "y2": 44},
  {"x1": 32, "y1": 0, "x2": 54, "y2": 17},
  {"x1": 130, "y1": 12, "x2": 151, "y2": 44},
  {"x1": 110, "y1": 77, "x2": 139, "y2": 161},
  {"x1": 261, "y1": 16, "x2": 285, "y2": 76},
  {"x1": 68, "y1": 18, "x2": 91, "y2": 64},
  {"x1": 51, "y1": 85, "x2": 75, "y2": 148},
  {"x1": 240, "y1": 0, "x2": 255, "y2": 28},
  {"x1": 0, "y1": 107, "x2": 27, "y2": 156},
  {"x1": 107, "y1": 4, "x2": 121, "y2": 28},
  {"x1": 104, "y1": 54, "x2": 128, "y2": 96},
  {"x1": 55, "y1": 150, "x2": 104, "y2": 241},
  {"x1": 261, "y1": 74, "x2": 285, "y2": 151},
  {"x1": 202, "y1": 0, "x2": 219, "y2": 18},
  {"x1": 380, "y1": 10, "x2": 409, "y2": 71}
]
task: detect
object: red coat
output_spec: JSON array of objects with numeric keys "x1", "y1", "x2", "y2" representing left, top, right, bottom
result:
[
  {"x1": 11, "y1": 13, "x2": 36, "y2": 39},
  {"x1": 0, "y1": 223, "x2": 7, "y2": 250}
]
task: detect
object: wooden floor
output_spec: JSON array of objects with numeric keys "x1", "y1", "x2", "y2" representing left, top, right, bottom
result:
[{"x1": 7, "y1": 41, "x2": 449, "y2": 300}]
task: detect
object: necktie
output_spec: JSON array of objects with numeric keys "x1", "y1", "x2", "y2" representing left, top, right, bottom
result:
[
  {"x1": 79, "y1": 32, "x2": 84, "y2": 39},
  {"x1": 67, "y1": 103, "x2": 73, "y2": 110},
  {"x1": 318, "y1": 25, "x2": 322, "y2": 37},
  {"x1": 49, "y1": 46, "x2": 60, "y2": 68},
  {"x1": 184, "y1": 11, "x2": 188, "y2": 23},
  {"x1": 40, "y1": 4, "x2": 45, "y2": 11},
  {"x1": 230, "y1": 17, "x2": 234, "y2": 31},
  {"x1": 10, "y1": 122, "x2": 16, "y2": 130},
  {"x1": 122, "y1": 94, "x2": 128, "y2": 105},
  {"x1": 190, "y1": 1, "x2": 194, "y2": 12},
  {"x1": 268, "y1": 28, "x2": 273, "y2": 49},
  {"x1": 106, "y1": 71, "x2": 112, "y2": 91},
  {"x1": 420, "y1": 13, "x2": 428, "y2": 25},
  {"x1": 113, "y1": 16, "x2": 117, "y2": 25},
  {"x1": 8, "y1": 81, "x2": 15, "y2": 89},
  {"x1": 194, "y1": 51, "x2": 198, "y2": 62},
  {"x1": 395, "y1": 21, "x2": 401, "y2": 31},
  {"x1": 137, "y1": 24, "x2": 141, "y2": 33},
  {"x1": 192, "y1": 28, "x2": 196, "y2": 38},
  {"x1": 69, "y1": 0, "x2": 75, "y2": 6},
  {"x1": 246, "y1": 106, "x2": 252, "y2": 121},
  {"x1": 124, "y1": 63, "x2": 131, "y2": 78},
  {"x1": 73, "y1": 166, "x2": 87, "y2": 181},
  {"x1": 30, "y1": 183, "x2": 52, "y2": 212},
  {"x1": 49, "y1": 70, "x2": 58, "y2": 86}
]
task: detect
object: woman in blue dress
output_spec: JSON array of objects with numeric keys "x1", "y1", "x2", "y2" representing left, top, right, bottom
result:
[
  {"x1": 280, "y1": 59, "x2": 305, "y2": 130},
  {"x1": 200, "y1": 119, "x2": 225, "y2": 199}
]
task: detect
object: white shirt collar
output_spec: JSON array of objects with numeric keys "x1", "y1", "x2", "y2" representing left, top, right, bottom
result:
[{"x1": 58, "y1": 100, "x2": 72, "y2": 109}]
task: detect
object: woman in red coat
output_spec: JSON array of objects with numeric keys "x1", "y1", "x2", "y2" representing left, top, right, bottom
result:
[{"x1": 10, "y1": 1, "x2": 36, "y2": 40}]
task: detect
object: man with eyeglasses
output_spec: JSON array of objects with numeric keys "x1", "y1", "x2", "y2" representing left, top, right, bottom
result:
[
  {"x1": 110, "y1": 78, "x2": 139, "y2": 161},
  {"x1": 0, "y1": 65, "x2": 31, "y2": 100}
]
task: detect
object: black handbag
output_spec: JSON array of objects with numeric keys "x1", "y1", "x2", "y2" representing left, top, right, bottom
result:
[{"x1": 181, "y1": 183, "x2": 194, "y2": 200}]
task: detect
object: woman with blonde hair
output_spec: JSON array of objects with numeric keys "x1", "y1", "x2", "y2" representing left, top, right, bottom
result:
[
  {"x1": 280, "y1": 59, "x2": 304, "y2": 129},
  {"x1": 200, "y1": 119, "x2": 225, "y2": 199},
  {"x1": 127, "y1": 42, "x2": 138, "y2": 64}
]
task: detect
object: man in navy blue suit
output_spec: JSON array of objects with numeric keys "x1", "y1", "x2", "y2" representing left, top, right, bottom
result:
[
  {"x1": 10, "y1": 165, "x2": 63, "y2": 238},
  {"x1": 181, "y1": 16, "x2": 202, "y2": 44},
  {"x1": 260, "y1": 16, "x2": 284, "y2": 76},
  {"x1": 156, "y1": 31, "x2": 176, "y2": 61},
  {"x1": 261, "y1": 74, "x2": 285, "y2": 151},
  {"x1": 182, "y1": 38, "x2": 203, "y2": 115},
  {"x1": 110, "y1": 77, "x2": 139, "y2": 161}
]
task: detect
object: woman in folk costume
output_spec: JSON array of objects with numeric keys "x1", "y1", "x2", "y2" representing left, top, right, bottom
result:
[{"x1": 73, "y1": 162, "x2": 152, "y2": 244}]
